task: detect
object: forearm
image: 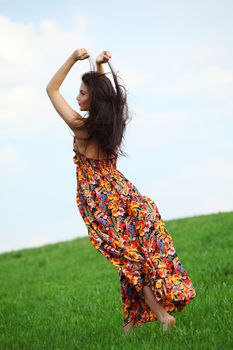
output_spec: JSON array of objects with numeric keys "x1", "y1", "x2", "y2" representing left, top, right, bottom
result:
[
  {"x1": 96, "y1": 62, "x2": 105, "y2": 74},
  {"x1": 46, "y1": 54, "x2": 76, "y2": 91}
]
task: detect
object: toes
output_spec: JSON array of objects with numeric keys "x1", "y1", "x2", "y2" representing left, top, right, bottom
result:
[{"x1": 162, "y1": 316, "x2": 176, "y2": 334}]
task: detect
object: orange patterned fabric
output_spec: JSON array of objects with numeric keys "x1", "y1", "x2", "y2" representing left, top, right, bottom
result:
[{"x1": 73, "y1": 138, "x2": 196, "y2": 328}]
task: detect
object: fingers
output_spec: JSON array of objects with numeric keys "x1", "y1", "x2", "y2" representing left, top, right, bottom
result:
[
  {"x1": 100, "y1": 50, "x2": 112, "y2": 62},
  {"x1": 103, "y1": 50, "x2": 112, "y2": 58},
  {"x1": 78, "y1": 48, "x2": 90, "y2": 60},
  {"x1": 77, "y1": 49, "x2": 111, "y2": 63}
]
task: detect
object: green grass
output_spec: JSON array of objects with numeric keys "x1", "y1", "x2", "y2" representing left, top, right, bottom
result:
[{"x1": 0, "y1": 211, "x2": 233, "y2": 350}]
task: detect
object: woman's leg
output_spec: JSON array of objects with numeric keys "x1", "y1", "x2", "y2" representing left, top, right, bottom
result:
[
  {"x1": 123, "y1": 319, "x2": 135, "y2": 335},
  {"x1": 143, "y1": 285, "x2": 176, "y2": 333},
  {"x1": 123, "y1": 285, "x2": 176, "y2": 335}
]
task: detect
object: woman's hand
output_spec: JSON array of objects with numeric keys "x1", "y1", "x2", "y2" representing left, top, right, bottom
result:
[
  {"x1": 96, "y1": 50, "x2": 112, "y2": 64},
  {"x1": 72, "y1": 48, "x2": 90, "y2": 62}
]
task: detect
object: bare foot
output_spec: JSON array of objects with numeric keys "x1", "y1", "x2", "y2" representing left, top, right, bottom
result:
[
  {"x1": 162, "y1": 315, "x2": 176, "y2": 334},
  {"x1": 124, "y1": 319, "x2": 135, "y2": 335}
]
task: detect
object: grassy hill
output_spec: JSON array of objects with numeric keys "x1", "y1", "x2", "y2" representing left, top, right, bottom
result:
[{"x1": 0, "y1": 211, "x2": 232, "y2": 350}]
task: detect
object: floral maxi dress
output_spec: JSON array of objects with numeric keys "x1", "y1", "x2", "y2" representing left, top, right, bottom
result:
[{"x1": 72, "y1": 138, "x2": 196, "y2": 328}]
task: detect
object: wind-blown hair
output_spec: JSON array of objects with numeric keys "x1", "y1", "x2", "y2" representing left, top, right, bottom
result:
[{"x1": 73, "y1": 64, "x2": 131, "y2": 159}]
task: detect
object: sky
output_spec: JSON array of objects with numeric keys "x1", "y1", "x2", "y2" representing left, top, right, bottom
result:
[{"x1": 1, "y1": 0, "x2": 233, "y2": 253}]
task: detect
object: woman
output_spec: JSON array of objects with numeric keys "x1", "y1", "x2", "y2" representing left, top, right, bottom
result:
[{"x1": 46, "y1": 48, "x2": 196, "y2": 335}]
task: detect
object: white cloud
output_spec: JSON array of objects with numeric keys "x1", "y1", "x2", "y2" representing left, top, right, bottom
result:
[
  {"x1": 158, "y1": 65, "x2": 233, "y2": 98},
  {"x1": 148, "y1": 157, "x2": 233, "y2": 219},
  {"x1": 0, "y1": 144, "x2": 21, "y2": 164},
  {"x1": 118, "y1": 47, "x2": 233, "y2": 102},
  {"x1": 199, "y1": 196, "x2": 233, "y2": 213},
  {"x1": 0, "y1": 87, "x2": 45, "y2": 123},
  {"x1": 0, "y1": 15, "x2": 95, "y2": 135},
  {"x1": 1, "y1": 15, "x2": 232, "y2": 138},
  {"x1": 0, "y1": 16, "x2": 43, "y2": 83},
  {"x1": 0, "y1": 143, "x2": 31, "y2": 182}
]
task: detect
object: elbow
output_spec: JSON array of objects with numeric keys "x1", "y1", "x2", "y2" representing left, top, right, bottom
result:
[
  {"x1": 46, "y1": 85, "x2": 58, "y2": 97},
  {"x1": 46, "y1": 84, "x2": 51, "y2": 95}
]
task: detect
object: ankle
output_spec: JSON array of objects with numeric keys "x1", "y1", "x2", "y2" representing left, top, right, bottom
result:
[{"x1": 155, "y1": 311, "x2": 166, "y2": 323}]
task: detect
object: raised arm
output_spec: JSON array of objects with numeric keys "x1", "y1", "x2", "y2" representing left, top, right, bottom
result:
[
  {"x1": 46, "y1": 48, "x2": 89, "y2": 131},
  {"x1": 96, "y1": 50, "x2": 112, "y2": 74}
]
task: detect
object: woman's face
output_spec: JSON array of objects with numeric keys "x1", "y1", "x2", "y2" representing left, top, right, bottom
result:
[{"x1": 76, "y1": 82, "x2": 89, "y2": 111}]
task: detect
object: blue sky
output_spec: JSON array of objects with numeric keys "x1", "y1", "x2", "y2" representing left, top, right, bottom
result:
[{"x1": 1, "y1": 0, "x2": 233, "y2": 253}]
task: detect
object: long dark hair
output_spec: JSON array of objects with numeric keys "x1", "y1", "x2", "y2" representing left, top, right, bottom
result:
[{"x1": 73, "y1": 63, "x2": 131, "y2": 159}]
